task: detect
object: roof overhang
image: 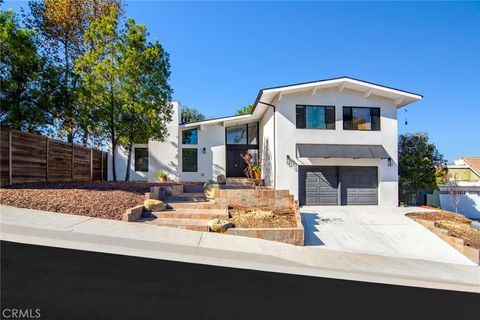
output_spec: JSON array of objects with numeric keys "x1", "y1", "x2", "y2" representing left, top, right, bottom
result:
[
  {"x1": 180, "y1": 114, "x2": 256, "y2": 129},
  {"x1": 297, "y1": 143, "x2": 390, "y2": 159},
  {"x1": 253, "y1": 76, "x2": 423, "y2": 112}
]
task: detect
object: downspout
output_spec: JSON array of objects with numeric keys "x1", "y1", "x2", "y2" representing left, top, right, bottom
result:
[{"x1": 257, "y1": 101, "x2": 277, "y2": 189}]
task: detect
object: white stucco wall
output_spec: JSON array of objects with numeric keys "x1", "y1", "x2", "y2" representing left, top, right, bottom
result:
[
  {"x1": 273, "y1": 87, "x2": 399, "y2": 206},
  {"x1": 178, "y1": 123, "x2": 226, "y2": 182},
  {"x1": 259, "y1": 106, "x2": 275, "y2": 186},
  {"x1": 108, "y1": 144, "x2": 149, "y2": 181},
  {"x1": 439, "y1": 189, "x2": 480, "y2": 220}
]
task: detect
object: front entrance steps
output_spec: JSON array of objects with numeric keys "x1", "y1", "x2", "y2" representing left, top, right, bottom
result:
[
  {"x1": 224, "y1": 178, "x2": 256, "y2": 189},
  {"x1": 146, "y1": 217, "x2": 210, "y2": 231},
  {"x1": 152, "y1": 208, "x2": 228, "y2": 220},
  {"x1": 166, "y1": 192, "x2": 207, "y2": 202}
]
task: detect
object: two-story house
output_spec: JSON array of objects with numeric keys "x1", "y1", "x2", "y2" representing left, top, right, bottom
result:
[{"x1": 109, "y1": 77, "x2": 422, "y2": 207}]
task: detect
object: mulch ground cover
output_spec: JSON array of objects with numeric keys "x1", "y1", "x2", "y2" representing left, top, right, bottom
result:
[
  {"x1": 228, "y1": 207, "x2": 296, "y2": 228},
  {"x1": 407, "y1": 209, "x2": 480, "y2": 249},
  {"x1": 0, "y1": 181, "x2": 164, "y2": 220}
]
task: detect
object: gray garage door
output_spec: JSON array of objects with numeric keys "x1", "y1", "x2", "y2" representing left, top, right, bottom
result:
[
  {"x1": 299, "y1": 166, "x2": 339, "y2": 205},
  {"x1": 339, "y1": 167, "x2": 378, "y2": 205}
]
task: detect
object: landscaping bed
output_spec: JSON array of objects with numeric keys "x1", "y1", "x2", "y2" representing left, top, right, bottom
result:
[
  {"x1": 228, "y1": 207, "x2": 296, "y2": 228},
  {"x1": 0, "y1": 181, "x2": 165, "y2": 220},
  {"x1": 407, "y1": 209, "x2": 480, "y2": 249}
]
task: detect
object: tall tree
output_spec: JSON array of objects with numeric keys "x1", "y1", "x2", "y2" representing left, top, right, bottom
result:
[
  {"x1": 27, "y1": 0, "x2": 123, "y2": 143},
  {"x1": 181, "y1": 107, "x2": 205, "y2": 124},
  {"x1": 236, "y1": 103, "x2": 253, "y2": 115},
  {"x1": 398, "y1": 132, "x2": 446, "y2": 205},
  {"x1": 119, "y1": 18, "x2": 172, "y2": 181},
  {"x1": 0, "y1": 9, "x2": 53, "y2": 132}
]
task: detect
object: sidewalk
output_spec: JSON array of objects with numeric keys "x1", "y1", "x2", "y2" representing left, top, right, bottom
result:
[{"x1": 1, "y1": 205, "x2": 479, "y2": 293}]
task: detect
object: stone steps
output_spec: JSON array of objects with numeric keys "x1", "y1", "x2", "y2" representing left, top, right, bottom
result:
[
  {"x1": 146, "y1": 217, "x2": 210, "y2": 232},
  {"x1": 152, "y1": 208, "x2": 228, "y2": 220},
  {"x1": 166, "y1": 192, "x2": 207, "y2": 202},
  {"x1": 167, "y1": 201, "x2": 227, "y2": 210}
]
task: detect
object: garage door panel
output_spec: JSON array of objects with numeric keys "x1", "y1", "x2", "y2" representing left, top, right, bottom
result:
[
  {"x1": 299, "y1": 166, "x2": 338, "y2": 205},
  {"x1": 340, "y1": 167, "x2": 378, "y2": 205}
]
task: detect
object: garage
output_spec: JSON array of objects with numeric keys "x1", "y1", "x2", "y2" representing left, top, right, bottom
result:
[{"x1": 299, "y1": 166, "x2": 378, "y2": 206}]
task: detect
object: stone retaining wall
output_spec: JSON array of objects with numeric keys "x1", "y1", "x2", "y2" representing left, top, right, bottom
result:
[
  {"x1": 412, "y1": 218, "x2": 480, "y2": 264},
  {"x1": 215, "y1": 188, "x2": 295, "y2": 210},
  {"x1": 226, "y1": 206, "x2": 304, "y2": 246}
]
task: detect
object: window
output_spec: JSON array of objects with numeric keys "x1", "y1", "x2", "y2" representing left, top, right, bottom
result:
[
  {"x1": 134, "y1": 148, "x2": 148, "y2": 172},
  {"x1": 182, "y1": 148, "x2": 198, "y2": 172},
  {"x1": 182, "y1": 129, "x2": 198, "y2": 144},
  {"x1": 343, "y1": 107, "x2": 380, "y2": 131},
  {"x1": 226, "y1": 123, "x2": 258, "y2": 145},
  {"x1": 296, "y1": 105, "x2": 335, "y2": 129}
]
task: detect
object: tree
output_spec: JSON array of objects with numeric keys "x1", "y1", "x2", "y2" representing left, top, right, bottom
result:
[
  {"x1": 236, "y1": 104, "x2": 253, "y2": 115},
  {"x1": 181, "y1": 107, "x2": 205, "y2": 124},
  {"x1": 443, "y1": 171, "x2": 461, "y2": 213},
  {"x1": 0, "y1": 9, "x2": 53, "y2": 132},
  {"x1": 118, "y1": 18, "x2": 172, "y2": 181},
  {"x1": 398, "y1": 132, "x2": 446, "y2": 205},
  {"x1": 27, "y1": 0, "x2": 124, "y2": 143}
]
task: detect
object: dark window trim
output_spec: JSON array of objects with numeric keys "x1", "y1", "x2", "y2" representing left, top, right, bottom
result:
[
  {"x1": 182, "y1": 128, "x2": 198, "y2": 145},
  {"x1": 225, "y1": 122, "x2": 259, "y2": 146},
  {"x1": 182, "y1": 148, "x2": 198, "y2": 172},
  {"x1": 134, "y1": 147, "x2": 148, "y2": 172},
  {"x1": 342, "y1": 106, "x2": 381, "y2": 131},
  {"x1": 296, "y1": 105, "x2": 336, "y2": 130}
]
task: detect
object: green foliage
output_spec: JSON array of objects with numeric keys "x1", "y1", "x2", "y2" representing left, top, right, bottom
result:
[
  {"x1": 398, "y1": 132, "x2": 446, "y2": 205},
  {"x1": 251, "y1": 164, "x2": 261, "y2": 172},
  {"x1": 0, "y1": 9, "x2": 54, "y2": 132},
  {"x1": 236, "y1": 104, "x2": 253, "y2": 115},
  {"x1": 156, "y1": 171, "x2": 167, "y2": 179},
  {"x1": 181, "y1": 107, "x2": 205, "y2": 124}
]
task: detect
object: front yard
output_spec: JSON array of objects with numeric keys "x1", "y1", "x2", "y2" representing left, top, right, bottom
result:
[{"x1": 0, "y1": 182, "x2": 158, "y2": 220}]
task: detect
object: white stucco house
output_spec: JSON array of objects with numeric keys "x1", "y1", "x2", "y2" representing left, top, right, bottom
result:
[{"x1": 109, "y1": 76, "x2": 422, "y2": 206}]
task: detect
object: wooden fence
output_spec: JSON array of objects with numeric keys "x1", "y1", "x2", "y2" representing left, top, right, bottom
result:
[{"x1": 0, "y1": 127, "x2": 108, "y2": 186}]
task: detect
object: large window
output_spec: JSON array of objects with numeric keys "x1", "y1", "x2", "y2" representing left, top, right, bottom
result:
[
  {"x1": 182, "y1": 148, "x2": 198, "y2": 172},
  {"x1": 182, "y1": 128, "x2": 198, "y2": 144},
  {"x1": 134, "y1": 148, "x2": 148, "y2": 172},
  {"x1": 296, "y1": 105, "x2": 335, "y2": 129},
  {"x1": 343, "y1": 107, "x2": 380, "y2": 131},
  {"x1": 226, "y1": 123, "x2": 258, "y2": 145}
]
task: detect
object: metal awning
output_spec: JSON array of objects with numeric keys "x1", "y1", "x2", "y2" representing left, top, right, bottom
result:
[{"x1": 296, "y1": 144, "x2": 390, "y2": 159}]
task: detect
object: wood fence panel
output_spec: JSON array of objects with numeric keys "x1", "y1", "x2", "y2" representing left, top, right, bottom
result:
[
  {"x1": 48, "y1": 140, "x2": 73, "y2": 181},
  {"x1": 0, "y1": 128, "x2": 9, "y2": 186},
  {"x1": 0, "y1": 127, "x2": 108, "y2": 185},
  {"x1": 11, "y1": 131, "x2": 47, "y2": 183},
  {"x1": 102, "y1": 153, "x2": 108, "y2": 180}
]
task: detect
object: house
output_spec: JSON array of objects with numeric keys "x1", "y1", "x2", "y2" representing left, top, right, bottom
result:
[
  {"x1": 109, "y1": 76, "x2": 422, "y2": 206},
  {"x1": 438, "y1": 157, "x2": 480, "y2": 220}
]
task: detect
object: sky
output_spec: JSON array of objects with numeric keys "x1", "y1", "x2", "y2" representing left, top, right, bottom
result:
[{"x1": 3, "y1": 1, "x2": 480, "y2": 162}]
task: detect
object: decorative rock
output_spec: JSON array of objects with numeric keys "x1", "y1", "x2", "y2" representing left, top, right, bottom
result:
[
  {"x1": 208, "y1": 219, "x2": 234, "y2": 233},
  {"x1": 203, "y1": 180, "x2": 220, "y2": 200},
  {"x1": 216, "y1": 174, "x2": 226, "y2": 184},
  {"x1": 144, "y1": 199, "x2": 166, "y2": 212}
]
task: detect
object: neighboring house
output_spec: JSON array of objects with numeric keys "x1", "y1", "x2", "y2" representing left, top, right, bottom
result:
[
  {"x1": 109, "y1": 76, "x2": 422, "y2": 206},
  {"x1": 438, "y1": 157, "x2": 480, "y2": 220}
]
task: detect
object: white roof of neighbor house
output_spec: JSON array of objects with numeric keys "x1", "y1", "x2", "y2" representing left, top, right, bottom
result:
[{"x1": 181, "y1": 76, "x2": 423, "y2": 127}]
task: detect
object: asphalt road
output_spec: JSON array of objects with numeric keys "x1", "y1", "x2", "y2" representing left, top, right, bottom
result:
[{"x1": 1, "y1": 241, "x2": 479, "y2": 320}]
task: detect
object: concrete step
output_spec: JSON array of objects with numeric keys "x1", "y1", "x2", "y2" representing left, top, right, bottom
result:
[
  {"x1": 153, "y1": 208, "x2": 228, "y2": 220},
  {"x1": 146, "y1": 218, "x2": 210, "y2": 232},
  {"x1": 167, "y1": 201, "x2": 227, "y2": 210}
]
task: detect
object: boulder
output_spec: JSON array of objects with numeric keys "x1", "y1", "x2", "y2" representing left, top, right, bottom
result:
[
  {"x1": 208, "y1": 219, "x2": 234, "y2": 233},
  {"x1": 203, "y1": 180, "x2": 220, "y2": 200},
  {"x1": 216, "y1": 174, "x2": 226, "y2": 184},
  {"x1": 144, "y1": 199, "x2": 166, "y2": 212}
]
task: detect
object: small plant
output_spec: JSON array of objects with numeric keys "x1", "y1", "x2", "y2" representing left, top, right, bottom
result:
[
  {"x1": 251, "y1": 164, "x2": 261, "y2": 179},
  {"x1": 156, "y1": 171, "x2": 167, "y2": 182},
  {"x1": 251, "y1": 164, "x2": 261, "y2": 172}
]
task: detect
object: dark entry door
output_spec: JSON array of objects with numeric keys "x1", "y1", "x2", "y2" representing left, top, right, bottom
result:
[
  {"x1": 339, "y1": 167, "x2": 378, "y2": 205},
  {"x1": 299, "y1": 166, "x2": 339, "y2": 205},
  {"x1": 226, "y1": 148, "x2": 247, "y2": 177}
]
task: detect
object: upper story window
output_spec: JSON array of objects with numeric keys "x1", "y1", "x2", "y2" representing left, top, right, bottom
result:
[
  {"x1": 134, "y1": 147, "x2": 148, "y2": 172},
  {"x1": 296, "y1": 105, "x2": 335, "y2": 129},
  {"x1": 343, "y1": 107, "x2": 380, "y2": 131},
  {"x1": 182, "y1": 128, "x2": 198, "y2": 144},
  {"x1": 226, "y1": 123, "x2": 258, "y2": 145}
]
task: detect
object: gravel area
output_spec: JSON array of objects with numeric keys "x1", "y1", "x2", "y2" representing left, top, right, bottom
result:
[
  {"x1": 229, "y1": 207, "x2": 296, "y2": 228},
  {"x1": 0, "y1": 182, "x2": 163, "y2": 220}
]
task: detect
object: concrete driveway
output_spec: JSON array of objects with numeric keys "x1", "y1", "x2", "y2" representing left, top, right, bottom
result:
[{"x1": 301, "y1": 206, "x2": 475, "y2": 265}]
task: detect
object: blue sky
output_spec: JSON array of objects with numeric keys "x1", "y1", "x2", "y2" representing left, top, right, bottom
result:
[{"x1": 4, "y1": 1, "x2": 480, "y2": 162}]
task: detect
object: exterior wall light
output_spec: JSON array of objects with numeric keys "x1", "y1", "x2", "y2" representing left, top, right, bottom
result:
[
  {"x1": 287, "y1": 155, "x2": 291, "y2": 165},
  {"x1": 388, "y1": 157, "x2": 393, "y2": 167},
  {"x1": 202, "y1": 147, "x2": 206, "y2": 154}
]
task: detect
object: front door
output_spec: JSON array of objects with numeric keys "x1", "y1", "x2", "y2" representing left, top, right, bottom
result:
[{"x1": 226, "y1": 148, "x2": 247, "y2": 177}]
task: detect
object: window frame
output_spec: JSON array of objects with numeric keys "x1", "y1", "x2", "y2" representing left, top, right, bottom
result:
[
  {"x1": 296, "y1": 105, "x2": 336, "y2": 130},
  {"x1": 182, "y1": 148, "x2": 198, "y2": 172},
  {"x1": 225, "y1": 122, "x2": 259, "y2": 146},
  {"x1": 342, "y1": 106, "x2": 381, "y2": 131},
  {"x1": 182, "y1": 128, "x2": 198, "y2": 145},
  {"x1": 134, "y1": 147, "x2": 148, "y2": 172}
]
